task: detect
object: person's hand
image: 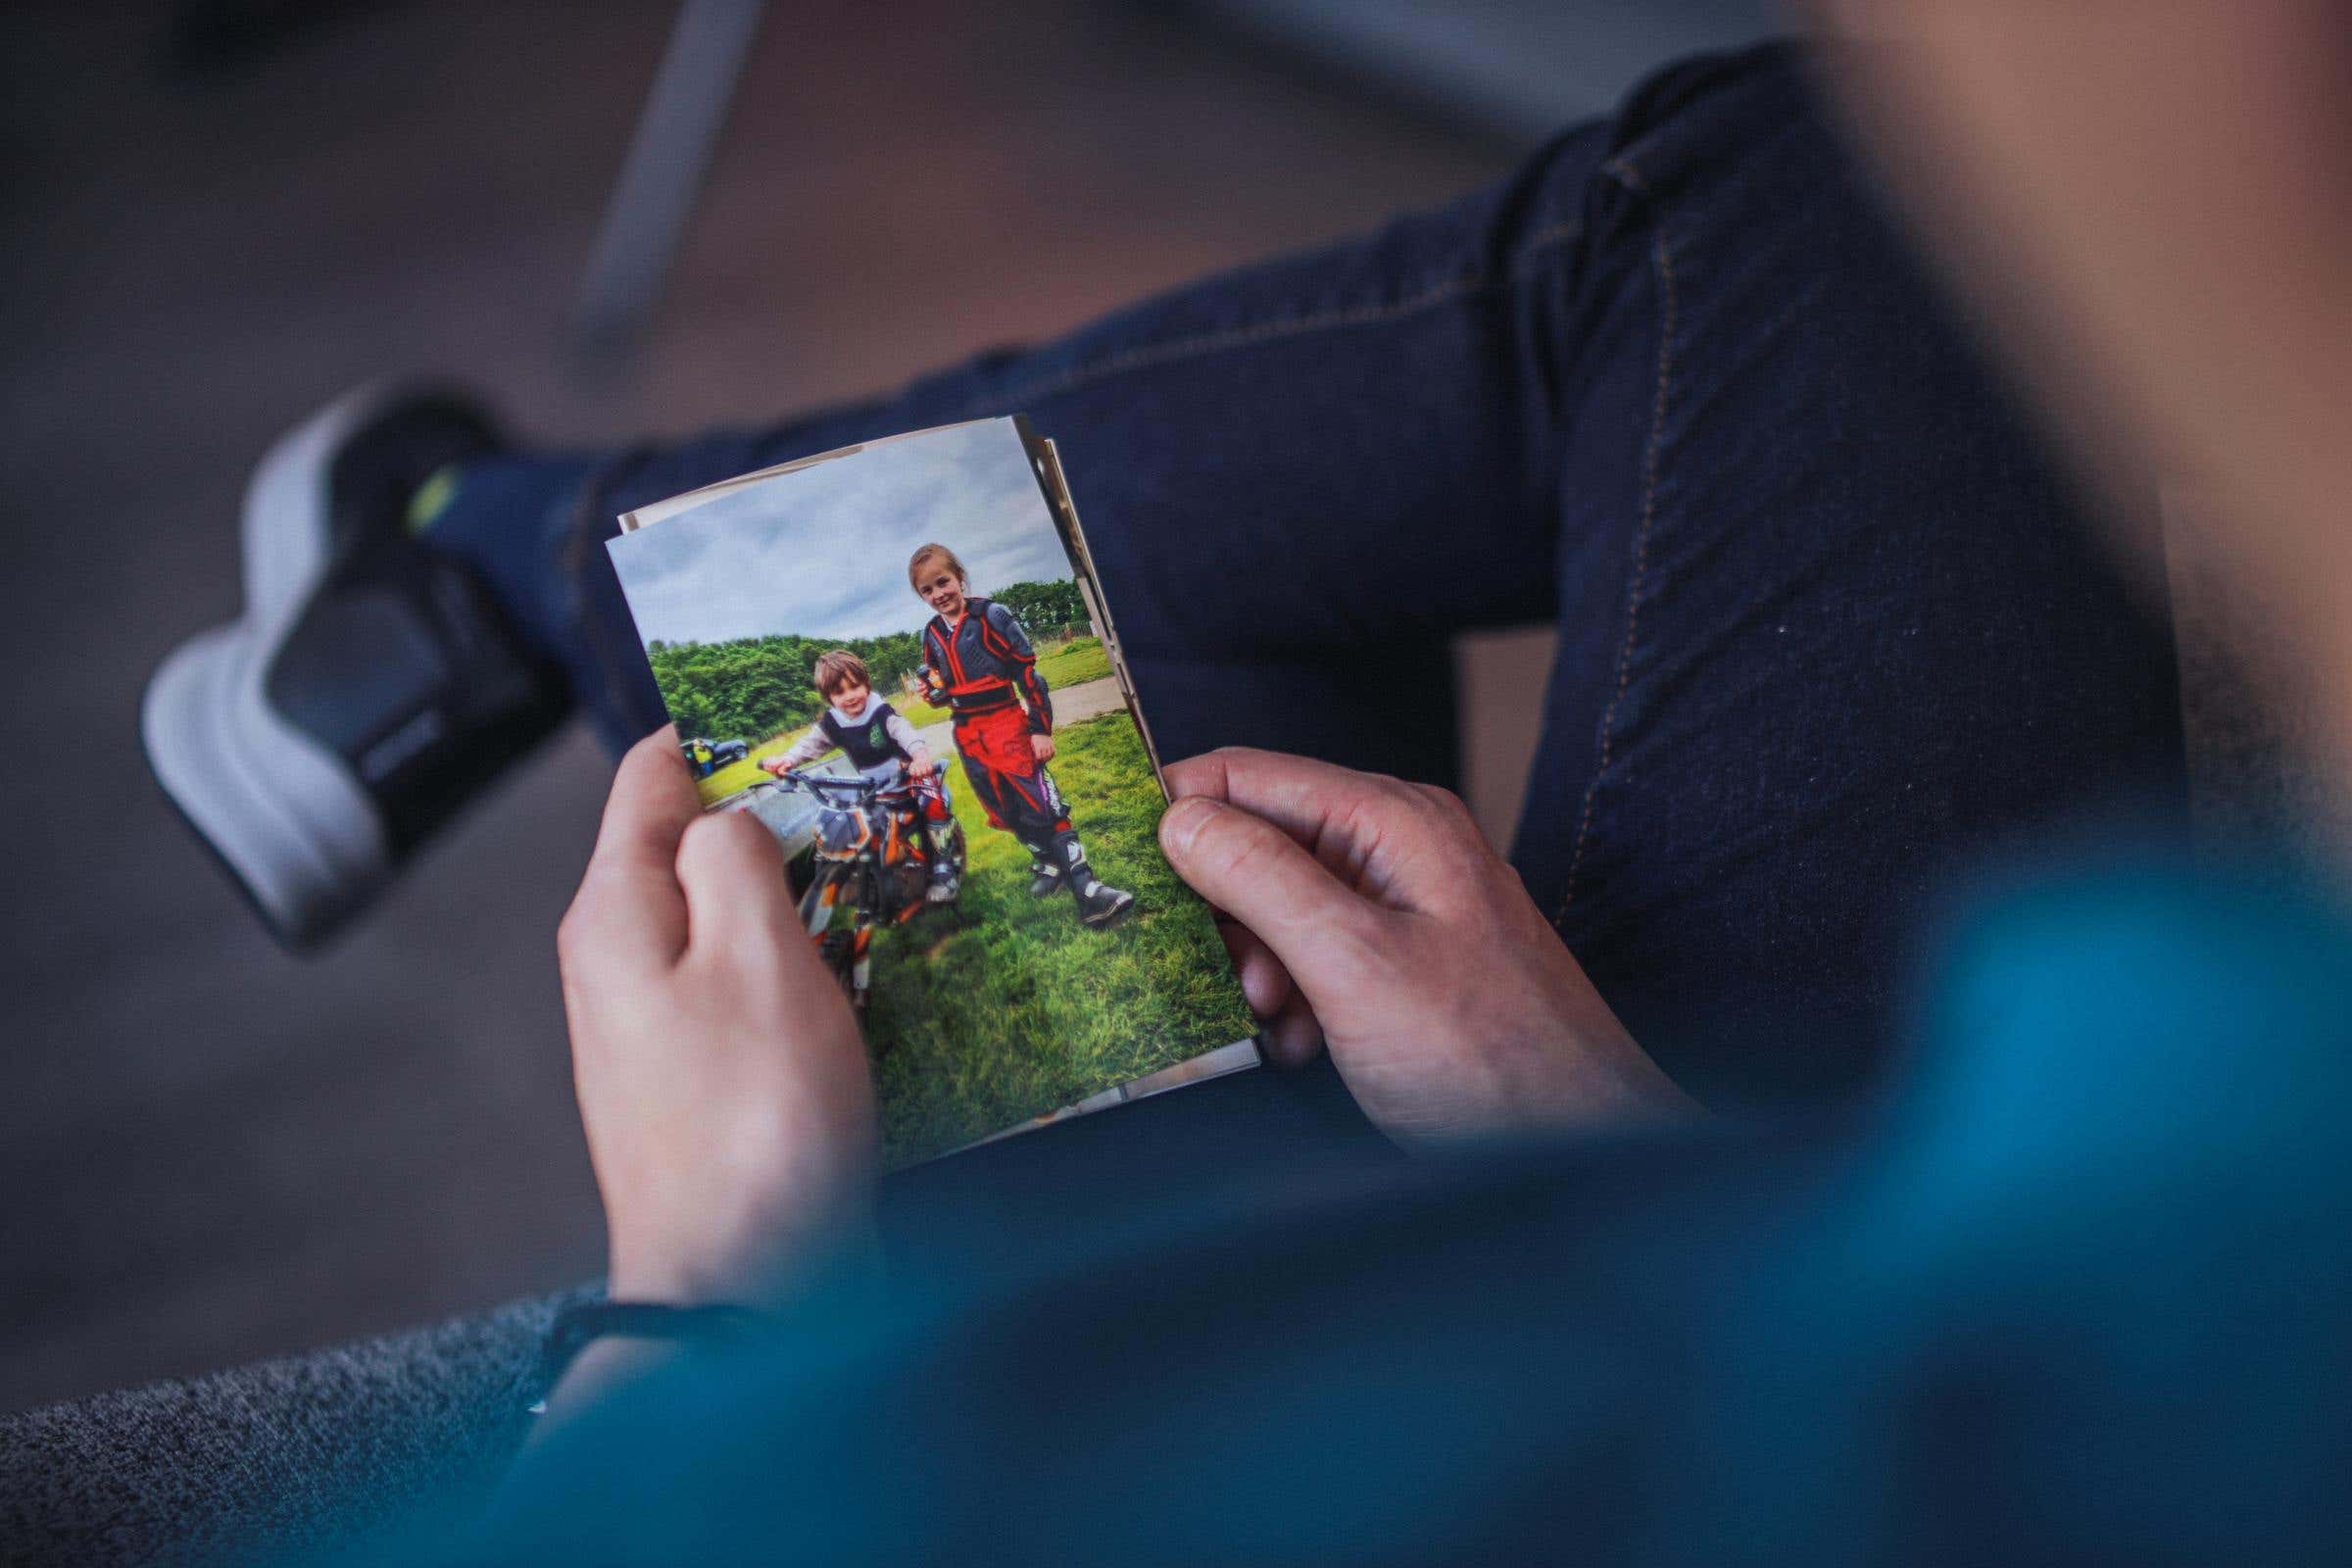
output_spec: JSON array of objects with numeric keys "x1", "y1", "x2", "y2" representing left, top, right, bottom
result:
[
  {"x1": 559, "y1": 727, "x2": 877, "y2": 1306},
  {"x1": 1157, "y1": 748, "x2": 1696, "y2": 1146},
  {"x1": 907, "y1": 750, "x2": 938, "y2": 780},
  {"x1": 1030, "y1": 732, "x2": 1056, "y2": 763}
]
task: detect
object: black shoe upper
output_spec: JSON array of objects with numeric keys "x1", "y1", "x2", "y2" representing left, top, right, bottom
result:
[{"x1": 261, "y1": 398, "x2": 569, "y2": 857}]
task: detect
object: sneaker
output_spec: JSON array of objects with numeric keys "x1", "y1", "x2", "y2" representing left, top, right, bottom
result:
[
  {"x1": 141, "y1": 382, "x2": 568, "y2": 949},
  {"x1": 1073, "y1": 876, "x2": 1136, "y2": 928}
]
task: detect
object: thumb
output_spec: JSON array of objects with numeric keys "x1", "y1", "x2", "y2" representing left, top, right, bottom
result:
[
  {"x1": 676, "y1": 808, "x2": 803, "y2": 954},
  {"x1": 1159, "y1": 796, "x2": 1387, "y2": 987}
]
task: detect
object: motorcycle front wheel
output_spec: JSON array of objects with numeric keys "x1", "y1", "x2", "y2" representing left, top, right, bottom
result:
[{"x1": 817, "y1": 927, "x2": 858, "y2": 1004}]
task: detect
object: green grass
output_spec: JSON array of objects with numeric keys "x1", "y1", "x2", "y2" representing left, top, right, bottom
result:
[
  {"x1": 687, "y1": 636, "x2": 1114, "y2": 808},
  {"x1": 1031, "y1": 635, "x2": 1111, "y2": 691},
  {"x1": 694, "y1": 735, "x2": 801, "y2": 806},
  {"x1": 854, "y1": 709, "x2": 1256, "y2": 1167}
]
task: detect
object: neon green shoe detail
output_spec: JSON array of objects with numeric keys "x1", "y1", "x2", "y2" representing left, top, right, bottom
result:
[{"x1": 404, "y1": 464, "x2": 462, "y2": 535}]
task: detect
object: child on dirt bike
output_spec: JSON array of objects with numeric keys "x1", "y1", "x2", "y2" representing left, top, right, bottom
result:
[
  {"x1": 908, "y1": 543, "x2": 1135, "y2": 927},
  {"x1": 760, "y1": 650, "x2": 959, "y2": 904}
]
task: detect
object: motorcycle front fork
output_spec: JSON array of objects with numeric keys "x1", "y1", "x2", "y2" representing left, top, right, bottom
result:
[
  {"x1": 801, "y1": 871, "x2": 841, "y2": 940},
  {"x1": 801, "y1": 867, "x2": 874, "y2": 1000}
]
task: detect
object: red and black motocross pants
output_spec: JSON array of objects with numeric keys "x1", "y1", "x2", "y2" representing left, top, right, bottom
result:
[{"x1": 952, "y1": 703, "x2": 1071, "y2": 850}]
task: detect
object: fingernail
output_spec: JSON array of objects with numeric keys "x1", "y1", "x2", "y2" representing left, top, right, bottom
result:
[{"x1": 1158, "y1": 795, "x2": 1221, "y2": 857}]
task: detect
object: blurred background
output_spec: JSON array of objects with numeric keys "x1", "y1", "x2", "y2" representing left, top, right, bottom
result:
[{"x1": 0, "y1": 0, "x2": 1772, "y2": 1414}]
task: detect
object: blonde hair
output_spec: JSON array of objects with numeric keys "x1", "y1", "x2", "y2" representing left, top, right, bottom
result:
[
  {"x1": 906, "y1": 542, "x2": 968, "y2": 593},
  {"x1": 811, "y1": 649, "x2": 869, "y2": 696}
]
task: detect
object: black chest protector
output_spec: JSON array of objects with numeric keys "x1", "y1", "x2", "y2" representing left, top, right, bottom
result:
[{"x1": 817, "y1": 702, "x2": 911, "y2": 771}]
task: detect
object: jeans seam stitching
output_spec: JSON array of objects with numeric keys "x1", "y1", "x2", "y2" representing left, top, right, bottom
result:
[
  {"x1": 984, "y1": 276, "x2": 1480, "y2": 410},
  {"x1": 963, "y1": 221, "x2": 1584, "y2": 413},
  {"x1": 1555, "y1": 205, "x2": 1673, "y2": 926},
  {"x1": 1505, "y1": 219, "x2": 1584, "y2": 274}
]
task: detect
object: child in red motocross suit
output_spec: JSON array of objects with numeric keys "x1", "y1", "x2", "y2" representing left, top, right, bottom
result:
[
  {"x1": 908, "y1": 543, "x2": 1135, "y2": 927},
  {"x1": 760, "y1": 649, "x2": 959, "y2": 904}
]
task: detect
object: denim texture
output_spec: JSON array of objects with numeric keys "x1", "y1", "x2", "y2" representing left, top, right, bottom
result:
[{"x1": 436, "y1": 44, "x2": 2181, "y2": 1109}]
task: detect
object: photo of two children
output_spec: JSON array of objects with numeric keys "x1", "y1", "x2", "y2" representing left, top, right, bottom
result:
[{"x1": 607, "y1": 417, "x2": 1254, "y2": 1167}]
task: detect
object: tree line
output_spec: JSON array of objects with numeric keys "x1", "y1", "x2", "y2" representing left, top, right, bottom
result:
[{"x1": 647, "y1": 576, "x2": 1094, "y2": 742}]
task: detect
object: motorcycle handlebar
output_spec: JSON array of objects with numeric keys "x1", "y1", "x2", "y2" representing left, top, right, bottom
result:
[{"x1": 760, "y1": 768, "x2": 925, "y2": 803}]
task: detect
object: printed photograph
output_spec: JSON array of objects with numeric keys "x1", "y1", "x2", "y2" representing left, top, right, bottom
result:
[{"x1": 608, "y1": 418, "x2": 1257, "y2": 1166}]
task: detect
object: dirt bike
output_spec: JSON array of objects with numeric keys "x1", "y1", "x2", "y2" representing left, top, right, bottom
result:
[{"x1": 754, "y1": 766, "x2": 965, "y2": 1014}]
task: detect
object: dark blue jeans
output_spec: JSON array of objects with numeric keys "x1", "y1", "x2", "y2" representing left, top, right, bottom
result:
[{"x1": 443, "y1": 45, "x2": 2181, "y2": 1113}]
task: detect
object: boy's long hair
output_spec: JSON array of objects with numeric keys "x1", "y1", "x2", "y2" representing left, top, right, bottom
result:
[
  {"x1": 812, "y1": 649, "x2": 869, "y2": 698},
  {"x1": 906, "y1": 542, "x2": 969, "y2": 592}
]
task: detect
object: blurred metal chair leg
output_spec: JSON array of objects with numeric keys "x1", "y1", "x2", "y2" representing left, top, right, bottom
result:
[{"x1": 574, "y1": 0, "x2": 769, "y2": 357}]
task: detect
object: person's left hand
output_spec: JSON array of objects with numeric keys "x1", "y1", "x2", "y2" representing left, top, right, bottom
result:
[
  {"x1": 1158, "y1": 749, "x2": 1696, "y2": 1146},
  {"x1": 559, "y1": 726, "x2": 877, "y2": 1308},
  {"x1": 1030, "y1": 732, "x2": 1056, "y2": 762}
]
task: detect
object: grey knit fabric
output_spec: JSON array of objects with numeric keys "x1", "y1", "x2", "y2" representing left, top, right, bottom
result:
[{"x1": 0, "y1": 1285, "x2": 592, "y2": 1566}]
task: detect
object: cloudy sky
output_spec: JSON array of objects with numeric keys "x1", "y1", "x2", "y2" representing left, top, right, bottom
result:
[{"x1": 607, "y1": 417, "x2": 1072, "y2": 647}]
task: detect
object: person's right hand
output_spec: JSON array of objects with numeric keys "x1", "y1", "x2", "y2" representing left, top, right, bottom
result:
[
  {"x1": 1158, "y1": 748, "x2": 1696, "y2": 1147},
  {"x1": 560, "y1": 727, "x2": 876, "y2": 1309}
]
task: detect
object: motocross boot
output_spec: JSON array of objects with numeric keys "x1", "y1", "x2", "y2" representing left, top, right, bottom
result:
[
  {"x1": 1055, "y1": 833, "x2": 1135, "y2": 927},
  {"x1": 925, "y1": 823, "x2": 961, "y2": 904},
  {"x1": 1026, "y1": 852, "x2": 1065, "y2": 899}
]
